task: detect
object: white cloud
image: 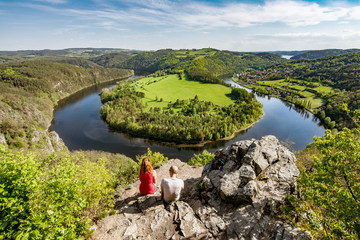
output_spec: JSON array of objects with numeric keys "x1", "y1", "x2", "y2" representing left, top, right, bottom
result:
[
  {"x1": 12, "y1": 0, "x2": 360, "y2": 51},
  {"x1": 347, "y1": 6, "x2": 360, "y2": 20},
  {"x1": 177, "y1": 0, "x2": 351, "y2": 28},
  {"x1": 274, "y1": 32, "x2": 336, "y2": 37},
  {"x1": 34, "y1": 0, "x2": 67, "y2": 4},
  {"x1": 274, "y1": 30, "x2": 360, "y2": 39},
  {"x1": 25, "y1": 0, "x2": 357, "y2": 29}
]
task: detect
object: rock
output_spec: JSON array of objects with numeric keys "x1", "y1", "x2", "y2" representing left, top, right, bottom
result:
[
  {"x1": 28, "y1": 129, "x2": 66, "y2": 154},
  {"x1": 239, "y1": 163, "x2": 256, "y2": 180},
  {"x1": 49, "y1": 131, "x2": 66, "y2": 151},
  {"x1": 0, "y1": 133, "x2": 7, "y2": 147},
  {"x1": 91, "y1": 136, "x2": 312, "y2": 240},
  {"x1": 30, "y1": 128, "x2": 55, "y2": 153},
  {"x1": 91, "y1": 197, "x2": 211, "y2": 240},
  {"x1": 199, "y1": 135, "x2": 310, "y2": 239},
  {"x1": 219, "y1": 171, "x2": 241, "y2": 201},
  {"x1": 272, "y1": 223, "x2": 313, "y2": 240}
]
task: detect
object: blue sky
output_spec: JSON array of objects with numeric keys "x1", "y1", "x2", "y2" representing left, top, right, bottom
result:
[{"x1": 1, "y1": 0, "x2": 360, "y2": 51}]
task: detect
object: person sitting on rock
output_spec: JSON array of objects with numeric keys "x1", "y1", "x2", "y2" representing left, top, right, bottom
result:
[
  {"x1": 139, "y1": 157, "x2": 157, "y2": 195},
  {"x1": 160, "y1": 165, "x2": 184, "y2": 204}
]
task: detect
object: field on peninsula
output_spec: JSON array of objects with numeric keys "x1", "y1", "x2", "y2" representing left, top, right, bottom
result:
[{"x1": 133, "y1": 74, "x2": 235, "y2": 111}]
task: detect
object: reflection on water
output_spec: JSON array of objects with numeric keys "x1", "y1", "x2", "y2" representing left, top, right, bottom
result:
[{"x1": 51, "y1": 77, "x2": 325, "y2": 161}]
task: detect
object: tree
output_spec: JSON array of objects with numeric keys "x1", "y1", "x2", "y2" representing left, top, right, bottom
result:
[{"x1": 298, "y1": 127, "x2": 360, "y2": 239}]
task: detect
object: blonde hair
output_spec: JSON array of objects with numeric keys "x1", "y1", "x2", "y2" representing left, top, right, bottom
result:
[
  {"x1": 169, "y1": 165, "x2": 179, "y2": 174},
  {"x1": 141, "y1": 157, "x2": 153, "y2": 174}
]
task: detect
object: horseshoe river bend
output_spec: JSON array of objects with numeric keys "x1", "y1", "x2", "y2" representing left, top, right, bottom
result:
[{"x1": 50, "y1": 76, "x2": 325, "y2": 161}]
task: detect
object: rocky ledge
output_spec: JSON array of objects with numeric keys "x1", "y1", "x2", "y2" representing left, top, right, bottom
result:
[{"x1": 90, "y1": 136, "x2": 312, "y2": 240}]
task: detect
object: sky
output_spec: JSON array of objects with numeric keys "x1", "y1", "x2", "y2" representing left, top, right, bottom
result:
[{"x1": 1, "y1": 0, "x2": 360, "y2": 51}]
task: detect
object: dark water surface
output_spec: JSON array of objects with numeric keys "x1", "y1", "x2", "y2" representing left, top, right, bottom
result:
[{"x1": 51, "y1": 77, "x2": 325, "y2": 161}]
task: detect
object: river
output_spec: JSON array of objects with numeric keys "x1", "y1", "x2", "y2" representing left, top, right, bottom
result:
[{"x1": 51, "y1": 77, "x2": 325, "y2": 161}]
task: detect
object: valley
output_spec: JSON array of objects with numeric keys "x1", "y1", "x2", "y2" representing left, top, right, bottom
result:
[{"x1": 1, "y1": 47, "x2": 359, "y2": 239}]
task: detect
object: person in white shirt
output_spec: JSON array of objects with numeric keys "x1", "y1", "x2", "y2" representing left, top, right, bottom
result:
[{"x1": 160, "y1": 165, "x2": 184, "y2": 204}]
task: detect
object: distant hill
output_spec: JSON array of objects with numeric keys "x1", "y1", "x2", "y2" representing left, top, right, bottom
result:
[
  {"x1": 90, "y1": 53, "x2": 132, "y2": 68},
  {"x1": 290, "y1": 49, "x2": 360, "y2": 60},
  {"x1": 36, "y1": 56, "x2": 100, "y2": 68},
  {"x1": 0, "y1": 56, "x2": 31, "y2": 64},
  {"x1": 118, "y1": 48, "x2": 286, "y2": 78},
  {"x1": 0, "y1": 48, "x2": 142, "y2": 59}
]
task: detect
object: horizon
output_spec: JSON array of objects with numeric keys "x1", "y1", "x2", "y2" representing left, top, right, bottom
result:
[
  {"x1": 1, "y1": 0, "x2": 360, "y2": 51},
  {"x1": 0, "y1": 47, "x2": 358, "y2": 53}
]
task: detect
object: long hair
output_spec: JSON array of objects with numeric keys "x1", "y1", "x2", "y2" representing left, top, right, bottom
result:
[{"x1": 141, "y1": 157, "x2": 153, "y2": 174}]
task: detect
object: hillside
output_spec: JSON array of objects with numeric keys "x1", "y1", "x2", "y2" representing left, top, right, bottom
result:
[
  {"x1": 37, "y1": 56, "x2": 100, "y2": 68},
  {"x1": 290, "y1": 48, "x2": 360, "y2": 60},
  {"x1": 0, "y1": 60, "x2": 133, "y2": 149},
  {"x1": 235, "y1": 52, "x2": 360, "y2": 129},
  {"x1": 90, "y1": 53, "x2": 132, "y2": 68},
  {"x1": 0, "y1": 59, "x2": 141, "y2": 240},
  {"x1": 0, "y1": 48, "x2": 141, "y2": 58},
  {"x1": 117, "y1": 48, "x2": 286, "y2": 78},
  {"x1": 0, "y1": 48, "x2": 142, "y2": 65}
]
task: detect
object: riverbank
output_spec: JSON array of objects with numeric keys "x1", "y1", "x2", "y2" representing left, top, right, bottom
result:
[{"x1": 176, "y1": 115, "x2": 263, "y2": 148}]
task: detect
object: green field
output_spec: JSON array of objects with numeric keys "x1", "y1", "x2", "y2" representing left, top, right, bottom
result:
[
  {"x1": 174, "y1": 48, "x2": 217, "y2": 57},
  {"x1": 256, "y1": 79, "x2": 333, "y2": 108},
  {"x1": 133, "y1": 74, "x2": 235, "y2": 111}
]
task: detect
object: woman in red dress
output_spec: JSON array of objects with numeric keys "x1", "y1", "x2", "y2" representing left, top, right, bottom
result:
[{"x1": 139, "y1": 157, "x2": 157, "y2": 195}]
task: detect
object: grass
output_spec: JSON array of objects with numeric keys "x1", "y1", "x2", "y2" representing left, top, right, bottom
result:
[
  {"x1": 172, "y1": 49, "x2": 217, "y2": 62},
  {"x1": 257, "y1": 79, "x2": 333, "y2": 109},
  {"x1": 132, "y1": 74, "x2": 235, "y2": 111}
]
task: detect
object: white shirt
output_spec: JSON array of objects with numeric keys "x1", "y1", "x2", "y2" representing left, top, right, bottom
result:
[{"x1": 161, "y1": 177, "x2": 184, "y2": 203}]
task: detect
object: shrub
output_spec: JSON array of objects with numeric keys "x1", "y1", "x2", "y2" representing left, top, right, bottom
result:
[
  {"x1": 136, "y1": 148, "x2": 168, "y2": 169},
  {"x1": 13, "y1": 136, "x2": 26, "y2": 148},
  {"x1": 0, "y1": 145, "x2": 115, "y2": 239},
  {"x1": 294, "y1": 128, "x2": 360, "y2": 239},
  {"x1": 114, "y1": 158, "x2": 140, "y2": 186},
  {"x1": 188, "y1": 150, "x2": 215, "y2": 167}
]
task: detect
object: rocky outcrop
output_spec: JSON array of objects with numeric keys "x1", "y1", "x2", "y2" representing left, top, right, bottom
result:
[
  {"x1": 90, "y1": 159, "x2": 208, "y2": 240},
  {"x1": 90, "y1": 136, "x2": 312, "y2": 240},
  {"x1": 196, "y1": 135, "x2": 311, "y2": 239}
]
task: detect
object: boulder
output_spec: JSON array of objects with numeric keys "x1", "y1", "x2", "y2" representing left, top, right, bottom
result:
[
  {"x1": 91, "y1": 195, "x2": 211, "y2": 240},
  {"x1": 199, "y1": 135, "x2": 309, "y2": 239}
]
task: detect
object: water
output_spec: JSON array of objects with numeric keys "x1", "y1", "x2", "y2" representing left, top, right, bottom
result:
[
  {"x1": 51, "y1": 77, "x2": 325, "y2": 161},
  {"x1": 281, "y1": 55, "x2": 293, "y2": 59}
]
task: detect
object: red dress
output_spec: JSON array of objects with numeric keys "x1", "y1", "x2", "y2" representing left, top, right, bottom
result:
[{"x1": 139, "y1": 170, "x2": 156, "y2": 195}]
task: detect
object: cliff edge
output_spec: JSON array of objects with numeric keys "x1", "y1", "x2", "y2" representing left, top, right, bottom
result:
[{"x1": 90, "y1": 135, "x2": 312, "y2": 240}]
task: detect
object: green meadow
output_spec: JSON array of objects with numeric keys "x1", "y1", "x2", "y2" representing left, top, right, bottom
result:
[
  {"x1": 133, "y1": 74, "x2": 235, "y2": 111},
  {"x1": 257, "y1": 79, "x2": 333, "y2": 108}
]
